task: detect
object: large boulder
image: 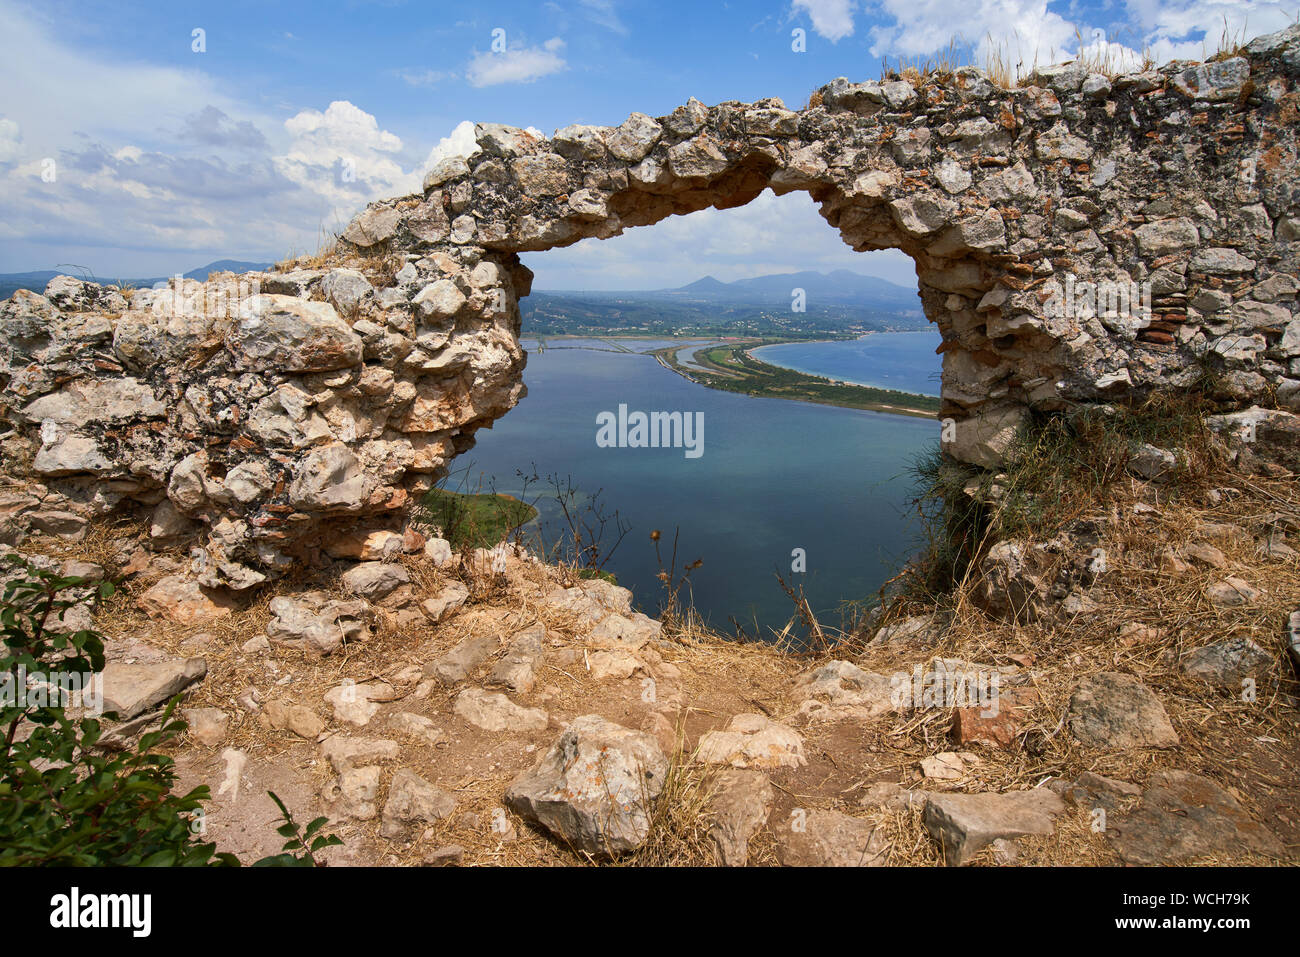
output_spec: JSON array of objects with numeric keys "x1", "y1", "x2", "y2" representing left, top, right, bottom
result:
[{"x1": 505, "y1": 715, "x2": 669, "y2": 856}]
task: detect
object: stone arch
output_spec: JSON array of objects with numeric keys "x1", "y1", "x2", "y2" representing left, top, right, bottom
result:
[
  {"x1": 343, "y1": 30, "x2": 1298, "y2": 470},
  {"x1": 2, "y1": 25, "x2": 1297, "y2": 588}
]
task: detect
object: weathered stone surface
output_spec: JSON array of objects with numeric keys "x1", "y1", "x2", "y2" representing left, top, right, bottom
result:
[
  {"x1": 707, "y1": 769, "x2": 773, "y2": 866},
  {"x1": 589, "y1": 611, "x2": 661, "y2": 649},
  {"x1": 1068, "y1": 673, "x2": 1179, "y2": 750},
  {"x1": 340, "y1": 562, "x2": 409, "y2": 600},
  {"x1": 952, "y1": 686, "x2": 1037, "y2": 749},
  {"x1": 505, "y1": 715, "x2": 669, "y2": 855},
  {"x1": 427, "y1": 633, "x2": 499, "y2": 685},
  {"x1": 695, "y1": 713, "x2": 807, "y2": 769},
  {"x1": 1107, "y1": 770, "x2": 1283, "y2": 864},
  {"x1": 454, "y1": 688, "x2": 548, "y2": 733},
  {"x1": 380, "y1": 768, "x2": 456, "y2": 840},
  {"x1": 265, "y1": 700, "x2": 326, "y2": 739},
  {"x1": 323, "y1": 765, "x2": 381, "y2": 821},
  {"x1": 793, "y1": 660, "x2": 899, "y2": 722},
  {"x1": 421, "y1": 581, "x2": 469, "y2": 622},
  {"x1": 138, "y1": 576, "x2": 236, "y2": 625},
  {"x1": 323, "y1": 680, "x2": 397, "y2": 727},
  {"x1": 923, "y1": 789, "x2": 1065, "y2": 866},
  {"x1": 98, "y1": 657, "x2": 207, "y2": 720},
  {"x1": 775, "y1": 809, "x2": 890, "y2": 867},
  {"x1": 1207, "y1": 576, "x2": 1262, "y2": 606},
  {"x1": 320, "y1": 735, "x2": 401, "y2": 772},
  {"x1": 266, "y1": 592, "x2": 372, "y2": 655},
  {"x1": 1181, "y1": 636, "x2": 1271, "y2": 688},
  {"x1": 182, "y1": 707, "x2": 229, "y2": 747}
]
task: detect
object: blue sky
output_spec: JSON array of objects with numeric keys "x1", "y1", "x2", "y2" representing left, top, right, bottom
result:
[{"x1": 0, "y1": 0, "x2": 1294, "y2": 288}]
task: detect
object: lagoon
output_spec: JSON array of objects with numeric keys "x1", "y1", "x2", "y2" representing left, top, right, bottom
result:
[
  {"x1": 753, "y1": 330, "x2": 944, "y2": 397},
  {"x1": 461, "y1": 339, "x2": 940, "y2": 635}
]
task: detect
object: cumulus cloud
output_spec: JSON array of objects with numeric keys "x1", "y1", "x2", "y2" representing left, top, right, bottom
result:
[
  {"x1": 869, "y1": 0, "x2": 1078, "y2": 68},
  {"x1": 420, "y1": 120, "x2": 481, "y2": 169},
  {"x1": 792, "y1": 0, "x2": 857, "y2": 43},
  {"x1": 466, "y1": 37, "x2": 568, "y2": 87},
  {"x1": 273, "y1": 101, "x2": 421, "y2": 224},
  {"x1": 866, "y1": 0, "x2": 1295, "y2": 78}
]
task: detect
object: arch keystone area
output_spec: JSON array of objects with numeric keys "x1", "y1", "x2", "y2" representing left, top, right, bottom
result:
[{"x1": 2, "y1": 25, "x2": 1298, "y2": 586}]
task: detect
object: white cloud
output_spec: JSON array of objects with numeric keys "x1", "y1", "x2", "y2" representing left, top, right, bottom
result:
[
  {"x1": 792, "y1": 0, "x2": 857, "y2": 43},
  {"x1": 0, "y1": 118, "x2": 21, "y2": 163},
  {"x1": 1124, "y1": 0, "x2": 1296, "y2": 61},
  {"x1": 579, "y1": 0, "x2": 629, "y2": 35},
  {"x1": 525, "y1": 189, "x2": 916, "y2": 290},
  {"x1": 466, "y1": 38, "x2": 568, "y2": 87},
  {"x1": 866, "y1": 0, "x2": 1295, "y2": 78},
  {"x1": 0, "y1": 4, "x2": 269, "y2": 158},
  {"x1": 273, "y1": 101, "x2": 421, "y2": 222},
  {"x1": 420, "y1": 120, "x2": 481, "y2": 170},
  {"x1": 869, "y1": 0, "x2": 1078, "y2": 69},
  {"x1": 398, "y1": 68, "x2": 453, "y2": 88}
]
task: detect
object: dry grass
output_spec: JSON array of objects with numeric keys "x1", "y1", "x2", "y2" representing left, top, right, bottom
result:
[{"x1": 11, "y1": 408, "x2": 1298, "y2": 866}]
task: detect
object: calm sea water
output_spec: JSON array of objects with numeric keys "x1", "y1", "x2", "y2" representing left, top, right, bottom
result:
[
  {"x1": 460, "y1": 337, "x2": 940, "y2": 635},
  {"x1": 753, "y1": 331, "x2": 944, "y2": 396}
]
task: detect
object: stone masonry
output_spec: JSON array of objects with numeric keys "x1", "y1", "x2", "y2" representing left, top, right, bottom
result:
[{"x1": 2, "y1": 25, "x2": 1298, "y2": 586}]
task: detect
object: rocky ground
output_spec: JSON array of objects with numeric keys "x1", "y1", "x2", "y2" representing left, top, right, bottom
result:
[{"x1": 6, "y1": 439, "x2": 1298, "y2": 868}]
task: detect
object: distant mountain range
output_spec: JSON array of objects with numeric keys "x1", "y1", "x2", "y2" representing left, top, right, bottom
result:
[
  {"x1": 523, "y1": 269, "x2": 925, "y2": 338},
  {"x1": 0, "y1": 260, "x2": 272, "y2": 301},
  {"x1": 657, "y1": 269, "x2": 920, "y2": 308},
  {"x1": 1, "y1": 262, "x2": 924, "y2": 339}
]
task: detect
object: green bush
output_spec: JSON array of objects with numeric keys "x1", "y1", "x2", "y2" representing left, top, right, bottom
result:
[{"x1": 0, "y1": 554, "x2": 338, "y2": 866}]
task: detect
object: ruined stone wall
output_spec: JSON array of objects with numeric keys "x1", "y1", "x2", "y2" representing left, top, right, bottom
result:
[{"x1": 2, "y1": 25, "x2": 1298, "y2": 588}]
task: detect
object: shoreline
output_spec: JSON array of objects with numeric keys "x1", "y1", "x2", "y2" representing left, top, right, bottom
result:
[
  {"x1": 749, "y1": 333, "x2": 942, "y2": 400},
  {"x1": 651, "y1": 336, "x2": 940, "y2": 420}
]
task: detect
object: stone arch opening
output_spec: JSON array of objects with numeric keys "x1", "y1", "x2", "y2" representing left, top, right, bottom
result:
[
  {"x1": 459, "y1": 185, "x2": 942, "y2": 629},
  {"x1": 5, "y1": 29, "x2": 1297, "y2": 592}
]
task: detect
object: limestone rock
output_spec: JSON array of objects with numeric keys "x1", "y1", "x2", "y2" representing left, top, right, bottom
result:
[
  {"x1": 320, "y1": 735, "x2": 401, "y2": 772},
  {"x1": 1068, "y1": 673, "x2": 1179, "y2": 750},
  {"x1": 266, "y1": 592, "x2": 372, "y2": 655},
  {"x1": 793, "y1": 660, "x2": 899, "y2": 722},
  {"x1": 695, "y1": 713, "x2": 807, "y2": 769},
  {"x1": 340, "y1": 561, "x2": 410, "y2": 600},
  {"x1": 1181, "y1": 636, "x2": 1271, "y2": 688},
  {"x1": 421, "y1": 581, "x2": 469, "y2": 622},
  {"x1": 265, "y1": 700, "x2": 326, "y2": 739},
  {"x1": 138, "y1": 576, "x2": 236, "y2": 625},
  {"x1": 775, "y1": 809, "x2": 890, "y2": 867},
  {"x1": 427, "y1": 633, "x2": 499, "y2": 685},
  {"x1": 380, "y1": 769, "x2": 456, "y2": 840},
  {"x1": 505, "y1": 715, "x2": 669, "y2": 855},
  {"x1": 454, "y1": 688, "x2": 548, "y2": 733},
  {"x1": 1107, "y1": 770, "x2": 1283, "y2": 864},
  {"x1": 707, "y1": 769, "x2": 773, "y2": 866},
  {"x1": 98, "y1": 657, "x2": 207, "y2": 720},
  {"x1": 923, "y1": 789, "x2": 1065, "y2": 866},
  {"x1": 323, "y1": 680, "x2": 397, "y2": 727},
  {"x1": 182, "y1": 707, "x2": 229, "y2": 747}
]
